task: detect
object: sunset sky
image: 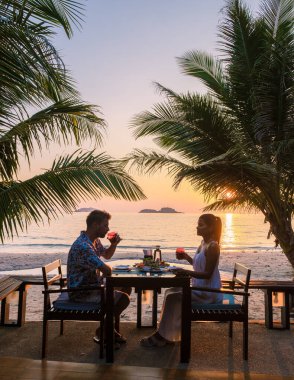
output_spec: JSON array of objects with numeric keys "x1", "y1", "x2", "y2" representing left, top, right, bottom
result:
[{"x1": 24, "y1": 0, "x2": 259, "y2": 213}]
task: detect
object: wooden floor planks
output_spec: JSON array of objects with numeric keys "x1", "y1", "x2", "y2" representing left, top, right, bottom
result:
[{"x1": 0, "y1": 357, "x2": 294, "y2": 380}]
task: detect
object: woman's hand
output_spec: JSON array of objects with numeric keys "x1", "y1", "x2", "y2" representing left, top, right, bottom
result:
[
  {"x1": 171, "y1": 268, "x2": 191, "y2": 277},
  {"x1": 176, "y1": 249, "x2": 193, "y2": 265},
  {"x1": 176, "y1": 251, "x2": 186, "y2": 260}
]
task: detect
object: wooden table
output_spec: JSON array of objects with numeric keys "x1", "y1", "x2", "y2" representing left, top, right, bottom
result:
[
  {"x1": 2, "y1": 276, "x2": 46, "y2": 327},
  {"x1": 249, "y1": 280, "x2": 294, "y2": 329},
  {"x1": 0, "y1": 276, "x2": 24, "y2": 326},
  {"x1": 105, "y1": 271, "x2": 191, "y2": 363}
]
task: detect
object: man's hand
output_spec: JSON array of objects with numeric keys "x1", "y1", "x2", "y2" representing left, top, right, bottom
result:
[
  {"x1": 108, "y1": 233, "x2": 121, "y2": 246},
  {"x1": 100, "y1": 263, "x2": 112, "y2": 277},
  {"x1": 102, "y1": 233, "x2": 122, "y2": 260}
]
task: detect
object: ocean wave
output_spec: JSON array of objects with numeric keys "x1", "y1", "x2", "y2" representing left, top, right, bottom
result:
[
  {"x1": 0, "y1": 244, "x2": 282, "y2": 255},
  {"x1": 1, "y1": 243, "x2": 70, "y2": 247}
]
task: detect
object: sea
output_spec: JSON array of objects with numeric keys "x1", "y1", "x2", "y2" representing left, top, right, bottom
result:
[{"x1": 1, "y1": 212, "x2": 293, "y2": 321}]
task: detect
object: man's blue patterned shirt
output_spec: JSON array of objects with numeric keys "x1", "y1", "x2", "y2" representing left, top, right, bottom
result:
[{"x1": 67, "y1": 231, "x2": 106, "y2": 296}]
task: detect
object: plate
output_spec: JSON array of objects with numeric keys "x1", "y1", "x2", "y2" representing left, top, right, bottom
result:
[
  {"x1": 139, "y1": 266, "x2": 151, "y2": 272},
  {"x1": 150, "y1": 268, "x2": 163, "y2": 273},
  {"x1": 113, "y1": 265, "x2": 131, "y2": 271},
  {"x1": 139, "y1": 266, "x2": 163, "y2": 273}
]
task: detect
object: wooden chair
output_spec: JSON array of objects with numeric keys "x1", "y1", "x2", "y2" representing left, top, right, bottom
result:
[
  {"x1": 191, "y1": 263, "x2": 251, "y2": 360},
  {"x1": 42, "y1": 259, "x2": 105, "y2": 359}
]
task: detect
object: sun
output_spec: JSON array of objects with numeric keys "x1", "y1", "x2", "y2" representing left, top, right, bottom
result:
[{"x1": 225, "y1": 191, "x2": 233, "y2": 199}]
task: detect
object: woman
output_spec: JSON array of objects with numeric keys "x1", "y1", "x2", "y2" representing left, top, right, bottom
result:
[{"x1": 140, "y1": 213, "x2": 223, "y2": 347}]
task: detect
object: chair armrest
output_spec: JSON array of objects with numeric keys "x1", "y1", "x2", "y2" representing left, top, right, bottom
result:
[
  {"x1": 222, "y1": 280, "x2": 234, "y2": 287},
  {"x1": 60, "y1": 277, "x2": 67, "y2": 287},
  {"x1": 191, "y1": 286, "x2": 250, "y2": 297},
  {"x1": 222, "y1": 280, "x2": 242, "y2": 290},
  {"x1": 42, "y1": 286, "x2": 104, "y2": 295}
]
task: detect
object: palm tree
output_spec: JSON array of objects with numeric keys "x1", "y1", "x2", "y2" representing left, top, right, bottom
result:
[
  {"x1": 128, "y1": 0, "x2": 294, "y2": 267},
  {"x1": 0, "y1": 0, "x2": 145, "y2": 241}
]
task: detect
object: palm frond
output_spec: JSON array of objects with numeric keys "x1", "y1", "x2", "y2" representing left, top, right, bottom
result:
[
  {"x1": 132, "y1": 88, "x2": 261, "y2": 163},
  {"x1": 219, "y1": 0, "x2": 256, "y2": 70},
  {"x1": 261, "y1": 0, "x2": 294, "y2": 40},
  {"x1": 177, "y1": 51, "x2": 228, "y2": 101},
  {"x1": 0, "y1": 150, "x2": 146, "y2": 241},
  {"x1": 218, "y1": 0, "x2": 266, "y2": 129},
  {"x1": 0, "y1": 20, "x2": 76, "y2": 113},
  {"x1": 202, "y1": 197, "x2": 259, "y2": 212},
  {"x1": 172, "y1": 154, "x2": 276, "y2": 194},
  {"x1": 0, "y1": 98, "x2": 105, "y2": 180},
  {"x1": 252, "y1": 0, "x2": 294, "y2": 147},
  {"x1": 0, "y1": 0, "x2": 85, "y2": 38},
  {"x1": 127, "y1": 146, "x2": 279, "y2": 217},
  {"x1": 126, "y1": 149, "x2": 187, "y2": 177}
]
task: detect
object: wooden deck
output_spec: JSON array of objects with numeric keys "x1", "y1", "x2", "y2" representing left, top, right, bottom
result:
[
  {"x1": 0, "y1": 357, "x2": 294, "y2": 380},
  {"x1": 1, "y1": 320, "x2": 294, "y2": 377}
]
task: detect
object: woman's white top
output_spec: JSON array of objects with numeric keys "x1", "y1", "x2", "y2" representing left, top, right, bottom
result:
[
  {"x1": 191, "y1": 240, "x2": 223, "y2": 304},
  {"x1": 157, "y1": 240, "x2": 223, "y2": 342}
]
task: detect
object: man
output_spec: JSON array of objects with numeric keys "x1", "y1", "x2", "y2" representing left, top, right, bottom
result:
[{"x1": 67, "y1": 209, "x2": 130, "y2": 346}]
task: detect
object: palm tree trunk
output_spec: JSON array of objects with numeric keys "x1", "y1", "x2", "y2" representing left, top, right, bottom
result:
[
  {"x1": 278, "y1": 240, "x2": 294, "y2": 270},
  {"x1": 268, "y1": 215, "x2": 294, "y2": 270}
]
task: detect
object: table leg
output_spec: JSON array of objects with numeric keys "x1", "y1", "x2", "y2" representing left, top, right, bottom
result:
[
  {"x1": 0, "y1": 299, "x2": 9, "y2": 325},
  {"x1": 281, "y1": 292, "x2": 290, "y2": 329},
  {"x1": 180, "y1": 282, "x2": 191, "y2": 363},
  {"x1": 17, "y1": 284, "x2": 27, "y2": 327},
  {"x1": 137, "y1": 289, "x2": 142, "y2": 328},
  {"x1": 264, "y1": 290, "x2": 290, "y2": 330},
  {"x1": 106, "y1": 279, "x2": 114, "y2": 363},
  {"x1": 264, "y1": 290, "x2": 273, "y2": 329},
  {"x1": 152, "y1": 290, "x2": 158, "y2": 328}
]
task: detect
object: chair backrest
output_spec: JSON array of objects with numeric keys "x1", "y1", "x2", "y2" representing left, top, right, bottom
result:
[
  {"x1": 230, "y1": 263, "x2": 251, "y2": 305},
  {"x1": 42, "y1": 259, "x2": 64, "y2": 307}
]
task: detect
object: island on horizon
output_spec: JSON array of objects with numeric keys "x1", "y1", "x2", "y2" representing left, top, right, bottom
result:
[{"x1": 139, "y1": 207, "x2": 182, "y2": 214}]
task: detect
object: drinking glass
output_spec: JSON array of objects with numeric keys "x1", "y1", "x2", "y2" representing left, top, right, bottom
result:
[
  {"x1": 176, "y1": 247, "x2": 185, "y2": 260},
  {"x1": 143, "y1": 248, "x2": 153, "y2": 258},
  {"x1": 107, "y1": 231, "x2": 117, "y2": 241}
]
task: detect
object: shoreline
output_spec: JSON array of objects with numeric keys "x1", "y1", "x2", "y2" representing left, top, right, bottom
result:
[{"x1": 0, "y1": 248, "x2": 291, "y2": 276}]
